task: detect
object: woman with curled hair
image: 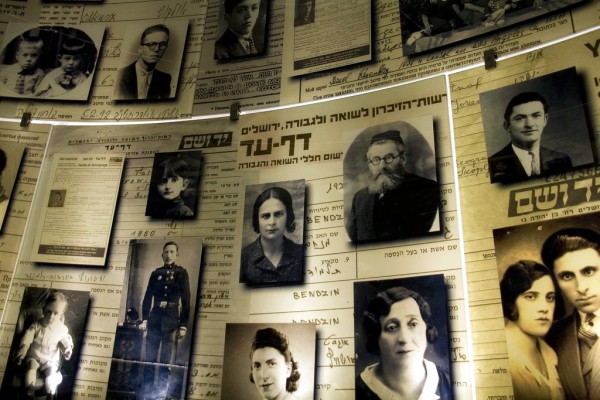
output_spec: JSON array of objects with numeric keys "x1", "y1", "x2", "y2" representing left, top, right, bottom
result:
[
  {"x1": 241, "y1": 186, "x2": 303, "y2": 285},
  {"x1": 357, "y1": 286, "x2": 453, "y2": 399},
  {"x1": 500, "y1": 260, "x2": 564, "y2": 400},
  {"x1": 249, "y1": 327, "x2": 300, "y2": 400}
]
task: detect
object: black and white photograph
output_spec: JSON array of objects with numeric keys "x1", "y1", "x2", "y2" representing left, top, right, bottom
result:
[
  {"x1": 343, "y1": 117, "x2": 440, "y2": 243},
  {"x1": 113, "y1": 20, "x2": 189, "y2": 101},
  {"x1": 239, "y1": 179, "x2": 306, "y2": 286},
  {"x1": 354, "y1": 275, "x2": 453, "y2": 399},
  {"x1": 294, "y1": 0, "x2": 315, "y2": 27},
  {"x1": 47, "y1": 189, "x2": 66, "y2": 208},
  {"x1": 0, "y1": 140, "x2": 25, "y2": 231},
  {"x1": 480, "y1": 67, "x2": 594, "y2": 184},
  {"x1": 221, "y1": 322, "x2": 316, "y2": 400},
  {"x1": 400, "y1": 0, "x2": 586, "y2": 55},
  {"x1": 213, "y1": 0, "x2": 269, "y2": 61},
  {"x1": 0, "y1": 287, "x2": 90, "y2": 400},
  {"x1": 0, "y1": 24, "x2": 104, "y2": 101},
  {"x1": 145, "y1": 150, "x2": 203, "y2": 219},
  {"x1": 107, "y1": 238, "x2": 202, "y2": 400},
  {"x1": 493, "y1": 211, "x2": 600, "y2": 399}
]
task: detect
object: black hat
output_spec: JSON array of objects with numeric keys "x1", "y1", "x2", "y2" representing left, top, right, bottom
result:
[{"x1": 370, "y1": 130, "x2": 404, "y2": 146}]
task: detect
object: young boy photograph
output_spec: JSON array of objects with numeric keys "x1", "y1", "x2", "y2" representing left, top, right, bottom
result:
[
  {"x1": 145, "y1": 151, "x2": 202, "y2": 219},
  {"x1": 0, "y1": 287, "x2": 90, "y2": 400},
  {"x1": 0, "y1": 34, "x2": 45, "y2": 96},
  {"x1": 0, "y1": 24, "x2": 104, "y2": 101}
]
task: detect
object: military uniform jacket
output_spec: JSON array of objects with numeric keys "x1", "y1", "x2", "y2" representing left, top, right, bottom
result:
[{"x1": 142, "y1": 263, "x2": 190, "y2": 329}]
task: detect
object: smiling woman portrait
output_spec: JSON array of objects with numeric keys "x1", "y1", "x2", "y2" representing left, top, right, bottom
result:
[
  {"x1": 500, "y1": 260, "x2": 565, "y2": 400},
  {"x1": 357, "y1": 285, "x2": 453, "y2": 400},
  {"x1": 240, "y1": 184, "x2": 305, "y2": 286}
]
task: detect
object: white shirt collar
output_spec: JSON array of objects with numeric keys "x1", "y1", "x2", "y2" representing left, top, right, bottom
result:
[
  {"x1": 511, "y1": 143, "x2": 540, "y2": 176},
  {"x1": 360, "y1": 360, "x2": 440, "y2": 400}
]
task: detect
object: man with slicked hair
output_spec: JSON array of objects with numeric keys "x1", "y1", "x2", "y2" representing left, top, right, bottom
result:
[
  {"x1": 488, "y1": 91, "x2": 572, "y2": 183},
  {"x1": 346, "y1": 130, "x2": 439, "y2": 242}
]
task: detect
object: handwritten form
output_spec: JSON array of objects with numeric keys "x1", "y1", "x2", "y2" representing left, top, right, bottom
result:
[
  {"x1": 0, "y1": 0, "x2": 207, "y2": 122},
  {"x1": 448, "y1": 28, "x2": 600, "y2": 399},
  {"x1": 0, "y1": 121, "x2": 50, "y2": 362}
]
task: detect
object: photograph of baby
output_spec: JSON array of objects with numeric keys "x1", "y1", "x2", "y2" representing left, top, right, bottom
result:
[
  {"x1": 0, "y1": 140, "x2": 26, "y2": 231},
  {"x1": 113, "y1": 20, "x2": 189, "y2": 101},
  {"x1": 0, "y1": 287, "x2": 90, "y2": 400},
  {"x1": 480, "y1": 67, "x2": 594, "y2": 184},
  {"x1": 221, "y1": 322, "x2": 316, "y2": 400},
  {"x1": 354, "y1": 275, "x2": 453, "y2": 399},
  {"x1": 239, "y1": 179, "x2": 306, "y2": 286},
  {"x1": 145, "y1": 150, "x2": 202, "y2": 219},
  {"x1": 0, "y1": 24, "x2": 104, "y2": 101}
]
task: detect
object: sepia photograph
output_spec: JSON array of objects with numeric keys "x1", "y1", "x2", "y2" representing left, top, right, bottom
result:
[
  {"x1": 294, "y1": 0, "x2": 315, "y2": 27},
  {"x1": 221, "y1": 322, "x2": 316, "y2": 400},
  {"x1": 480, "y1": 67, "x2": 594, "y2": 184},
  {"x1": 113, "y1": 20, "x2": 189, "y2": 101},
  {"x1": 354, "y1": 275, "x2": 453, "y2": 399},
  {"x1": 107, "y1": 238, "x2": 203, "y2": 400},
  {"x1": 0, "y1": 287, "x2": 90, "y2": 400},
  {"x1": 493, "y1": 211, "x2": 600, "y2": 399},
  {"x1": 0, "y1": 140, "x2": 25, "y2": 231},
  {"x1": 400, "y1": 0, "x2": 586, "y2": 55},
  {"x1": 145, "y1": 150, "x2": 203, "y2": 219},
  {"x1": 343, "y1": 117, "x2": 440, "y2": 243},
  {"x1": 213, "y1": 0, "x2": 269, "y2": 62},
  {"x1": 239, "y1": 179, "x2": 306, "y2": 286},
  {"x1": 0, "y1": 23, "x2": 104, "y2": 101}
]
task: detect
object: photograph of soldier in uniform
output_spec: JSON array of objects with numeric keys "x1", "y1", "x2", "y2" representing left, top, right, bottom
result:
[
  {"x1": 400, "y1": 0, "x2": 586, "y2": 55},
  {"x1": 221, "y1": 322, "x2": 316, "y2": 400},
  {"x1": 354, "y1": 275, "x2": 453, "y2": 400},
  {"x1": 239, "y1": 179, "x2": 305, "y2": 286},
  {"x1": 0, "y1": 24, "x2": 103, "y2": 100},
  {"x1": 107, "y1": 238, "x2": 202, "y2": 400},
  {"x1": 145, "y1": 151, "x2": 203, "y2": 219},
  {"x1": 114, "y1": 20, "x2": 189, "y2": 101},
  {"x1": 0, "y1": 140, "x2": 25, "y2": 231},
  {"x1": 493, "y1": 212, "x2": 600, "y2": 400},
  {"x1": 0, "y1": 287, "x2": 90, "y2": 400},
  {"x1": 343, "y1": 117, "x2": 440, "y2": 243},
  {"x1": 480, "y1": 67, "x2": 594, "y2": 184}
]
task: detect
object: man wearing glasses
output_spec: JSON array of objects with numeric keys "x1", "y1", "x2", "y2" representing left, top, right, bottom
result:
[
  {"x1": 346, "y1": 130, "x2": 439, "y2": 242},
  {"x1": 115, "y1": 24, "x2": 172, "y2": 100}
]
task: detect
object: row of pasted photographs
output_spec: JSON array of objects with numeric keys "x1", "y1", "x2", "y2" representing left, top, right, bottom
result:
[
  {"x1": 0, "y1": 263, "x2": 453, "y2": 400},
  {"x1": 1, "y1": 209, "x2": 599, "y2": 399}
]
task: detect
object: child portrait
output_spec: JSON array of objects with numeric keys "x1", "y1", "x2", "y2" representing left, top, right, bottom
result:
[
  {"x1": 0, "y1": 24, "x2": 104, "y2": 101},
  {"x1": 0, "y1": 287, "x2": 90, "y2": 399},
  {"x1": 145, "y1": 150, "x2": 202, "y2": 219}
]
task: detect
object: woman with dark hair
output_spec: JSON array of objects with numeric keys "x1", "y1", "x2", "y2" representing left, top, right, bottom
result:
[
  {"x1": 249, "y1": 327, "x2": 300, "y2": 400},
  {"x1": 500, "y1": 260, "x2": 564, "y2": 400},
  {"x1": 240, "y1": 186, "x2": 303, "y2": 285},
  {"x1": 357, "y1": 286, "x2": 453, "y2": 399}
]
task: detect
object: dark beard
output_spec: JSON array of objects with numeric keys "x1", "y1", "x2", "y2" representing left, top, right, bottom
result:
[{"x1": 368, "y1": 171, "x2": 404, "y2": 195}]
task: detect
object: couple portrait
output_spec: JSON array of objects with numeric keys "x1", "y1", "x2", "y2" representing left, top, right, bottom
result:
[{"x1": 494, "y1": 212, "x2": 600, "y2": 399}]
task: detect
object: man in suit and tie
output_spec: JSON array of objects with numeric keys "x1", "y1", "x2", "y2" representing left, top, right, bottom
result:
[
  {"x1": 115, "y1": 24, "x2": 172, "y2": 100},
  {"x1": 214, "y1": 0, "x2": 264, "y2": 61},
  {"x1": 542, "y1": 228, "x2": 600, "y2": 399},
  {"x1": 488, "y1": 92, "x2": 572, "y2": 183}
]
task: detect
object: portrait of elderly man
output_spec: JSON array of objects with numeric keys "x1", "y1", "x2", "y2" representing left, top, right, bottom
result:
[
  {"x1": 214, "y1": 0, "x2": 266, "y2": 61},
  {"x1": 115, "y1": 24, "x2": 173, "y2": 100},
  {"x1": 345, "y1": 127, "x2": 440, "y2": 243}
]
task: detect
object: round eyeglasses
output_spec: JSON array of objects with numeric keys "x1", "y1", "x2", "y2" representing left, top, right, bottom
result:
[
  {"x1": 368, "y1": 153, "x2": 405, "y2": 166},
  {"x1": 142, "y1": 41, "x2": 168, "y2": 50}
]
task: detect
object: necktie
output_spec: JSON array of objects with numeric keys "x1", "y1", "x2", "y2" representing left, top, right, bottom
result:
[
  {"x1": 579, "y1": 313, "x2": 598, "y2": 347},
  {"x1": 15, "y1": 71, "x2": 25, "y2": 94},
  {"x1": 246, "y1": 37, "x2": 257, "y2": 54},
  {"x1": 529, "y1": 151, "x2": 540, "y2": 175}
]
